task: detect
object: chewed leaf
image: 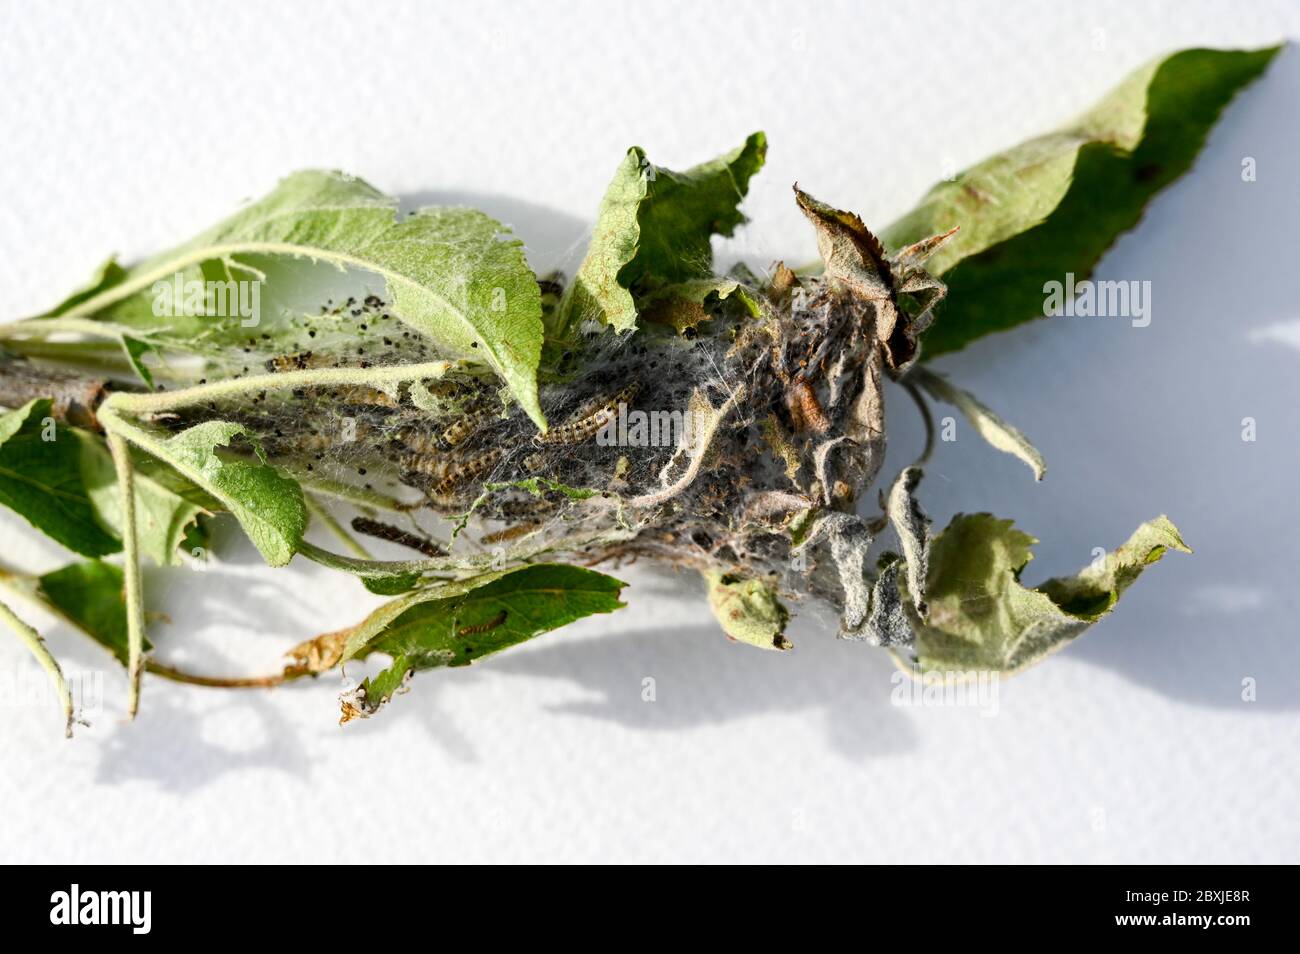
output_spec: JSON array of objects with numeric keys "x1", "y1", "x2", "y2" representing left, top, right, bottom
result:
[
  {"x1": 560, "y1": 132, "x2": 766, "y2": 334},
  {"x1": 704, "y1": 571, "x2": 792, "y2": 651},
  {"x1": 883, "y1": 46, "x2": 1282, "y2": 357},
  {"x1": 339, "y1": 564, "x2": 626, "y2": 720},
  {"x1": 902, "y1": 513, "x2": 1189, "y2": 674},
  {"x1": 0, "y1": 400, "x2": 120, "y2": 557},
  {"x1": 911, "y1": 366, "x2": 1045, "y2": 480},
  {"x1": 30, "y1": 171, "x2": 548, "y2": 429}
]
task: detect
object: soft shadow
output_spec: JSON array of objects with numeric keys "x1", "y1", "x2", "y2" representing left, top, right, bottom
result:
[
  {"x1": 489, "y1": 612, "x2": 918, "y2": 760},
  {"x1": 93, "y1": 688, "x2": 312, "y2": 791}
]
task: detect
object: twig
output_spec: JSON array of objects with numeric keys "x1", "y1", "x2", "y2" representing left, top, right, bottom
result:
[
  {"x1": 106, "y1": 429, "x2": 146, "y2": 718},
  {"x1": 0, "y1": 598, "x2": 74, "y2": 738}
]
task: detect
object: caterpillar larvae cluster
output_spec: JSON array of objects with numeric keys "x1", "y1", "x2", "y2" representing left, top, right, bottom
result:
[{"x1": 398, "y1": 446, "x2": 505, "y2": 506}]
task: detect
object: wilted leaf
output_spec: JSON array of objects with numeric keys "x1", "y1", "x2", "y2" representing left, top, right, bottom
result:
[
  {"x1": 911, "y1": 366, "x2": 1045, "y2": 480},
  {"x1": 905, "y1": 513, "x2": 1190, "y2": 673},
  {"x1": 883, "y1": 46, "x2": 1281, "y2": 356},
  {"x1": 884, "y1": 466, "x2": 931, "y2": 616},
  {"x1": 795, "y1": 510, "x2": 876, "y2": 633},
  {"x1": 560, "y1": 133, "x2": 766, "y2": 334},
  {"x1": 641, "y1": 278, "x2": 762, "y2": 335},
  {"x1": 857, "y1": 557, "x2": 912, "y2": 648},
  {"x1": 795, "y1": 187, "x2": 950, "y2": 369},
  {"x1": 704, "y1": 570, "x2": 791, "y2": 650},
  {"x1": 795, "y1": 186, "x2": 894, "y2": 303}
]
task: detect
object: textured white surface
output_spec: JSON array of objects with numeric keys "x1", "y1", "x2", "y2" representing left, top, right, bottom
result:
[{"x1": 1, "y1": 0, "x2": 1298, "y2": 863}]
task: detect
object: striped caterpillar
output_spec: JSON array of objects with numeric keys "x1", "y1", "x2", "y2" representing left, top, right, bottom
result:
[
  {"x1": 336, "y1": 384, "x2": 401, "y2": 410},
  {"x1": 536, "y1": 383, "x2": 639, "y2": 446},
  {"x1": 400, "y1": 447, "x2": 503, "y2": 504},
  {"x1": 395, "y1": 425, "x2": 442, "y2": 456},
  {"x1": 265, "y1": 352, "x2": 401, "y2": 410},
  {"x1": 265, "y1": 420, "x2": 376, "y2": 459},
  {"x1": 457, "y1": 609, "x2": 507, "y2": 636},
  {"x1": 349, "y1": 517, "x2": 445, "y2": 557},
  {"x1": 264, "y1": 351, "x2": 326, "y2": 373},
  {"x1": 480, "y1": 521, "x2": 541, "y2": 545},
  {"x1": 430, "y1": 448, "x2": 502, "y2": 500},
  {"x1": 438, "y1": 411, "x2": 489, "y2": 449}
]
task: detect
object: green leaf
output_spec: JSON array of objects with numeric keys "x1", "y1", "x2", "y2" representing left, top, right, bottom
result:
[
  {"x1": 119, "y1": 336, "x2": 159, "y2": 390},
  {"x1": 36, "y1": 560, "x2": 151, "y2": 666},
  {"x1": 0, "y1": 400, "x2": 120, "y2": 557},
  {"x1": 105, "y1": 416, "x2": 306, "y2": 566},
  {"x1": 38, "y1": 256, "x2": 127, "y2": 318},
  {"x1": 76, "y1": 432, "x2": 211, "y2": 567},
  {"x1": 33, "y1": 171, "x2": 548, "y2": 429},
  {"x1": 882, "y1": 46, "x2": 1281, "y2": 357},
  {"x1": 906, "y1": 513, "x2": 1190, "y2": 673},
  {"x1": 704, "y1": 570, "x2": 791, "y2": 651},
  {"x1": 560, "y1": 132, "x2": 766, "y2": 334},
  {"x1": 344, "y1": 564, "x2": 627, "y2": 717}
]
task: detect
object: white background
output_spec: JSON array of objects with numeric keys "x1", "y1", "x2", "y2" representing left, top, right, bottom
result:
[{"x1": 2, "y1": 0, "x2": 1297, "y2": 863}]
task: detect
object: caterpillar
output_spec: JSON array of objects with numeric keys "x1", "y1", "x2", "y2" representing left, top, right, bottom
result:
[
  {"x1": 536, "y1": 383, "x2": 639, "y2": 446},
  {"x1": 335, "y1": 384, "x2": 401, "y2": 410},
  {"x1": 480, "y1": 521, "x2": 541, "y2": 545},
  {"x1": 430, "y1": 447, "x2": 502, "y2": 501},
  {"x1": 400, "y1": 450, "x2": 449, "y2": 480},
  {"x1": 457, "y1": 609, "x2": 507, "y2": 636},
  {"x1": 350, "y1": 517, "x2": 446, "y2": 557},
  {"x1": 264, "y1": 351, "x2": 320, "y2": 373},
  {"x1": 395, "y1": 425, "x2": 443, "y2": 457},
  {"x1": 264, "y1": 419, "x2": 376, "y2": 459},
  {"x1": 439, "y1": 408, "x2": 493, "y2": 448},
  {"x1": 266, "y1": 352, "x2": 399, "y2": 409},
  {"x1": 264, "y1": 430, "x2": 335, "y2": 458}
]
